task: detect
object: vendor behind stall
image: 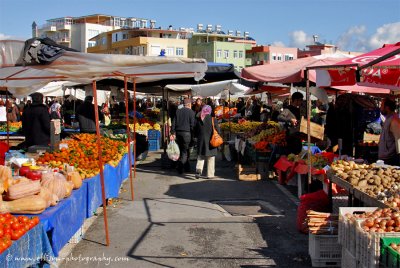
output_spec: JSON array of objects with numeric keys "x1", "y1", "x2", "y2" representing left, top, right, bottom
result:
[
  {"x1": 21, "y1": 93, "x2": 50, "y2": 147},
  {"x1": 378, "y1": 98, "x2": 400, "y2": 166},
  {"x1": 76, "y1": 96, "x2": 104, "y2": 133}
]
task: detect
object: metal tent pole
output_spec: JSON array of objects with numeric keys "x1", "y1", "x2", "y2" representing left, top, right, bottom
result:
[
  {"x1": 133, "y1": 78, "x2": 137, "y2": 179},
  {"x1": 92, "y1": 80, "x2": 110, "y2": 246},
  {"x1": 306, "y1": 71, "x2": 312, "y2": 186},
  {"x1": 124, "y1": 77, "x2": 134, "y2": 201},
  {"x1": 5, "y1": 90, "x2": 9, "y2": 147}
]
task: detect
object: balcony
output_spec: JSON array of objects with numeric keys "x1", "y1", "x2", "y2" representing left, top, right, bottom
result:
[
  {"x1": 43, "y1": 25, "x2": 57, "y2": 32},
  {"x1": 57, "y1": 24, "x2": 71, "y2": 31},
  {"x1": 58, "y1": 38, "x2": 70, "y2": 43}
]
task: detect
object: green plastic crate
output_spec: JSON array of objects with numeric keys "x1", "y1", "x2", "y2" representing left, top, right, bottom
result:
[{"x1": 381, "y1": 237, "x2": 400, "y2": 268}]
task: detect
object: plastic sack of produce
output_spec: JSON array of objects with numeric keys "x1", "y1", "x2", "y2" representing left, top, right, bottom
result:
[{"x1": 167, "y1": 140, "x2": 180, "y2": 161}]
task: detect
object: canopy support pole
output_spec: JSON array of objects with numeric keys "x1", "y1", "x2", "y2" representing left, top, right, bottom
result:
[
  {"x1": 92, "y1": 80, "x2": 110, "y2": 246},
  {"x1": 162, "y1": 86, "x2": 167, "y2": 153},
  {"x1": 124, "y1": 77, "x2": 134, "y2": 201},
  {"x1": 228, "y1": 91, "x2": 231, "y2": 139},
  {"x1": 306, "y1": 71, "x2": 312, "y2": 186},
  {"x1": 5, "y1": 90, "x2": 9, "y2": 147},
  {"x1": 133, "y1": 78, "x2": 137, "y2": 179}
]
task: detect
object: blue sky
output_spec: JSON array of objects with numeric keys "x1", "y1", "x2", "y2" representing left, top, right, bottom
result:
[{"x1": 0, "y1": 0, "x2": 399, "y2": 52}]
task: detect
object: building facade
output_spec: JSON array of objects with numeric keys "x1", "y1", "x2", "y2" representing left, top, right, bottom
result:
[
  {"x1": 188, "y1": 24, "x2": 256, "y2": 71},
  {"x1": 246, "y1": 45, "x2": 298, "y2": 65},
  {"x1": 34, "y1": 14, "x2": 152, "y2": 52},
  {"x1": 87, "y1": 26, "x2": 190, "y2": 57}
]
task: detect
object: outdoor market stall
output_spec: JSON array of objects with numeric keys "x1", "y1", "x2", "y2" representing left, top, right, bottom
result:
[{"x1": 0, "y1": 38, "x2": 207, "y2": 264}]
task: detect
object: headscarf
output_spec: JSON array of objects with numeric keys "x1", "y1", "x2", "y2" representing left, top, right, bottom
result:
[
  {"x1": 50, "y1": 102, "x2": 61, "y2": 113},
  {"x1": 200, "y1": 105, "x2": 212, "y2": 121}
]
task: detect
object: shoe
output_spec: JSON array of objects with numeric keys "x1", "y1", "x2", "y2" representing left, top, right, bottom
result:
[
  {"x1": 195, "y1": 169, "x2": 202, "y2": 179},
  {"x1": 206, "y1": 176, "x2": 215, "y2": 179}
]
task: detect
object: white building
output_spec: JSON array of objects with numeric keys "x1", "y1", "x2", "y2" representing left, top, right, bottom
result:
[{"x1": 34, "y1": 14, "x2": 151, "y2": 52}]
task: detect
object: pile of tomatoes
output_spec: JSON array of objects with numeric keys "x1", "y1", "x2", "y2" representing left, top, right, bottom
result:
[{"x1": 0, "y1": 213, "x2": 39, "y2": 253}]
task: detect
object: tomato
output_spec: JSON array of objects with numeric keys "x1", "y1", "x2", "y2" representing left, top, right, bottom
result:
[
  {"x1": 22, "y1": 224, "x2": 29, "y2": 232},
  {"x1": 31, "y1": 217, "x2": 39, "y2": 225},
  {"x1": 3, "y1": 233, "x2": 11, "y2": 240},
  {"x1": 0, "y1": 216, "x2": 6, "y2": 224},
  {"x1": 17, "y1": 216, "x2": 29, "y2": 224},
  {"x1": 2, "y1": 223, "x2": 10, "y2": 229},
  {"x1": 0, "y1": 228, "x2": 3, "y2": 238},
  {"x1": 11, "y1": 222, "x2": 20, "y2": 231},
  {"x1": 5, "y1": 218, "x2": 15, "y2": 225},
  {"x1": 3, "y1": 227, "x2": 11, "y2": 236},
  {"x1": 27, "y1": 221, "x2": 35, "y2": 230},
  {"x1": 11, "y1": 230, "x2": 20, "y2": 240},
  {"x1": 3, "y1": 213, "x2": 12, "y2": 219},
  {"x1": 4, "y1": 237, "x2": 12, "y2": 247}
]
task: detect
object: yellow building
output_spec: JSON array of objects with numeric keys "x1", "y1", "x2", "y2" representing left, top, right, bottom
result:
[{"x1": 88, "y1": 25, "x2": 190, "y2": 57}]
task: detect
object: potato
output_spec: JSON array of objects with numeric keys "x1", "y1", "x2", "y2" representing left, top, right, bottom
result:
[
  {"x1": 358, "y1": 180, "x2": 368, "y2": 187},
  {"x1": 350, "y1": 178, "x2": 359, "y2": 185}
]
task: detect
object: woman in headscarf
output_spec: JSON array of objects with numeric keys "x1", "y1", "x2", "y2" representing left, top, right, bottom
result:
[
  {"x1": 49, "y1": 102, "x2": 62, "y2": 120},
  {"x1": 194, "y1": 105, "x2": 221, "y2": 179}
]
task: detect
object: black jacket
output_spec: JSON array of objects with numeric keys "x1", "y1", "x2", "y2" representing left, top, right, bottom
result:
[
  {"x1": 171, "y1": 107, "x2": 195, "y2": 134},
  {"x1": 76, "y1": 101, "x2": 104, "y2": 133},
  {"x1": 194, "y1": 115, "x2": 221, "y2": 157},
  {"x1": 22, "y1": 103, "x2": 50, "y2": 147}
]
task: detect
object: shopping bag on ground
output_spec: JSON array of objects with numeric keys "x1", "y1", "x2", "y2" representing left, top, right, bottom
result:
[{"x1": 167, "y1": 140, "x2": 180, "y2": 161}]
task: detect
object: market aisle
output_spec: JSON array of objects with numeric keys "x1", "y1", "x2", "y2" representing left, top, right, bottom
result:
[{"x1": 60, "y1": 152, "x2": 311, "y2": 268}]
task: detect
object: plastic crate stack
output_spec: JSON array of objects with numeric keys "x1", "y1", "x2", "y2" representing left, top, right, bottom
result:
[
  {"x1": 148, "y1": 130, "x2": 161, "y2": 151},
  {"x1": 338, "y1": 207, "x2": 377, "y2": 268},
  {"x1": 308, "y1": 234, "x2": 341, "y2": 267}
]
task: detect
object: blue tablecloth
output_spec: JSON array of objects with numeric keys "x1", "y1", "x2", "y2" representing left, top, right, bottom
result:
[
  {"x1": 0, "y1": 132, "x2": 20, "y2": 135},
  {"x1": 0, "y1": 223, "x2": 55, "y2": 268},
  {"x1": 62, "y1": 128, "x2": 80, "y2": 133},
  {"x1": 37, "y1": 152, "x2": 132, "y2": 256},
  {"x1": 303, "y1": 145, "x2": 322, "y2": 155}
]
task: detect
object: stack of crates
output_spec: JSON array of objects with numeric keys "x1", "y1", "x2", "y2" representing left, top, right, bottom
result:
[
  {"x1": 148, "y1": 130, "x2": 161, "y2": 151},
  {"x1": 338, "y1": 207, "x2": 377, "y2": 268},
  {"x1": 308, "y1": 233, "x2": 342, "y2": 267}
]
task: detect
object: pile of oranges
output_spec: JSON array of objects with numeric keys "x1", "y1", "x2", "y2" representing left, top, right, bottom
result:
[{"x1": 37, "y1": 134, "x2": 128, "y2": 178}]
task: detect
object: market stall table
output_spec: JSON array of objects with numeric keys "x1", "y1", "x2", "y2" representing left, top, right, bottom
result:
[{"x1": 0, "y1": 223, "x2": 55, "y2": 268}]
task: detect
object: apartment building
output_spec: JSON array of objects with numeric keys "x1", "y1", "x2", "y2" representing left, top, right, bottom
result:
[
  {"x1": 87, "y1": 23, "x2": 190, "y2": 57},
  {"x1": 33, "y1": 14, "x2": 152, "y2": 52},
  {"x1": 298, "y1": 36, "x2": 363, "y2": 58},
  {"x1": 188, "y1": 24, "x2": 256, "y2": 71},
  {"x1": 246, "y1": 45, "x2": 298, "y2": 65}
]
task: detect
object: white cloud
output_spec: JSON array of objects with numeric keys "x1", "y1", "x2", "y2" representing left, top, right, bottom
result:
[
  {"x1": 336, "y1": 25, "x2": 368, "y2": 52},
  {"x1": 288, "y1": 30, "x2": 314, "y2": 49},
  {"x1": 271, "y1": 41, "x2": 286, "y2": 47},
  {"x1": 368, "y1": 22, "x2": 400, "y2": 49},
  {"x1": 336, "y1": 22, "x2": 400, "y2": 52},
  {"x1": 0, "y1": 33, "x2": 13, "y2": 40}
]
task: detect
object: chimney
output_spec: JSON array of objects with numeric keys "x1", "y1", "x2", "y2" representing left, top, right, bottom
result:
[
  {"x1": 206, "y1": 24, "x2": 212, "y2": 32},
  {"x1": 140, "y1": 19, "x2": 147, "y2": 28},
  {"x1": 236, "y1": 30, "x2": 241, "y2": 37},
  {"x1": 197, "y1": 24, "x2": 203, "y2": 32},
  {"x1": 244, "y1": 31, "x2": 249, "y2": 38},
  {"x1": 215, "y1": 24, "x2": 221, "y2": 32},
  {"x1": 32, "y1": 21, "x2": 38, "y2": 38},
  {"x1": 150, "y1": 20, "x2": 156, "y2": 29},
  {"x1": 313, "y1": 35, "x2": 318, "y2": 44},
  {"x1": 228, "y1": 30, "x2": 233, "y2": 36},
  {"x1": 168, "y1": 25, "x2": 173, "y2": 30}
]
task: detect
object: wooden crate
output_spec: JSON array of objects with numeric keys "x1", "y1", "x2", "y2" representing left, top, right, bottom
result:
[
  {"x1": 363, "y1": 132, "x2": 380, "y2": 143},
  {"x1": 300, "y1": 117, "x2": 325, "y2": 140}
]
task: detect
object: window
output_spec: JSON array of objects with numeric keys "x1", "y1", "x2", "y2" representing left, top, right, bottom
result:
[
  {"x1": 264, "y1": 52, "x2": 269, "y2": 61},
  {"x1": 277, "y1": 54, "x2": 282, "y2": 61},
  {"x1": 233, "y1": 50, "x2": 238, "y2": 58},
  {"x1": 114, "y1": 17, "x2": 121, "y2": 27},
  {"x1": 217, "y1": 50, "x2": 222, "y2": 58},
  {"x1": 239, "y1": 51, "x2": 243, "y2": 58},
  {"x1": 176, "y1": 47, "x2": 184, "y2": 56},
  {"x1": 166, "y1": 47, "x2": 174, "y2": 56},
  {"x1": 285, "y1": 54, "x2": 294, "y2": 61},
  {"x1": 122, "y1": 33, "x2": 129, "y2": 40},
  {"x1": 224, "y1": 50, "x2": 229, "y2": 58},
  {"x1": 151, "y1": 45, "x2": 161, "y2": 56},
  {"x1": 272, "y1": 53, "x2": 277, "y2": 60}
]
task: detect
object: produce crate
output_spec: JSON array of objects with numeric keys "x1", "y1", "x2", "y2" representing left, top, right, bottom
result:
[
  {"x1": 308, "y1": 234, "x2": 341, "y2": 267},
  {"x1": 148, "y1": 139, "x2": 160, "y2": 151},
  {"x1": 356, "y1": 221, "x2": 400, "y2": 268},
  {"x1": 339, "y1": 207, "x2": 377, "y2": 256},
  {"x1": 300, "y1": 117, "x2": 325, "y2": 140},
  {"x1": 148, "y1": 130, "x2": 161, "y2": 140},
  {"x1": 381, "y1": 237, "x2": 400, "y2": 268},
  {"x1": 341, "y1": 247, "x2": 358, "y2": 268},
  {"x1": 237, "y1": 164, "x2": 261, "y2": 181}
]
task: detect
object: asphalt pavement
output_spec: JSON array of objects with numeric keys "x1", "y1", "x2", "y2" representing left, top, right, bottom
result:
[{"x1": 59, "y1": 151, "x2": 311, "y2": 268}]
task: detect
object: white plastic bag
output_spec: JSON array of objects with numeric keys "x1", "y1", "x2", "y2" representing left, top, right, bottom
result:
[{"x1": 167, "y1": 140, "x2": 180, "y2": 161}]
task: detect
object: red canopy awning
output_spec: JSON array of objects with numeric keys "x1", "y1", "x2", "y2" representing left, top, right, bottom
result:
[{"x1": 316, "y1": 42, "x2": 400, "y2": 91}]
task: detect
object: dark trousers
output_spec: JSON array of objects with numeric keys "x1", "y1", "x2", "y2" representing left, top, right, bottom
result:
[
  {"x1": 176, "y1": 131, "x2": 191, "y2": 172},
  {"x1": 382, "y1": 154, "x2": 400, "y2": 166}
]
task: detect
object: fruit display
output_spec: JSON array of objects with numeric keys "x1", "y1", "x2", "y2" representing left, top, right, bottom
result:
[
  {"x1": 389, "y1": 242, "x2": 400, "y2": 253},
  {"x1": 214, "y1": 106, "x2": 237, "y2": 119},
  {"x1": 288, "y1": 153, "x2": 330, "y2": 169},
  {"x1": 331, "y1": 160, "x2": 400, "y2": 200},
  {"x1": 220, "y1": 121, "x2": 263, "y2": 133},
  {"x1": 0, "y1": 213, "x2": 40, "y2": 253},
  {"x1": 37, "y1": 133, "x2": 128, "y2": 178},
  {"x1": 245, "y1": 121, "x2": 281, "y2": 139},
  {"x1": 0, "y1": 122, "x2": 22, "y2": 132}
]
